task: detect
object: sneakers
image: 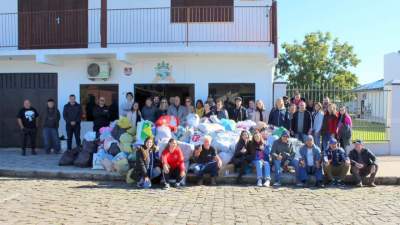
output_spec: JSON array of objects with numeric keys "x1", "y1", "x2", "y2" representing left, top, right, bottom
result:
[
  {"x1": 355, "y1": 182, "x2": 363, "y2": 188},
  {"x1": 257, "y1": 179, "x2": 263, "y2": 187},
  {"x1": 315, "y1": 181, "x2": 325, "y2": 188},
  {"x1": 163, "y1": 183, "x2": 170, "y2": 189},
  {"x1": 368, "y1": 182, "x2": 377, "y2": 187},
  {"x1": 273, "y1": 182, "x2": 281, "y2": 187},
  {"x1": 263, "y1": 180, "x2": 270, "y2": 187}
]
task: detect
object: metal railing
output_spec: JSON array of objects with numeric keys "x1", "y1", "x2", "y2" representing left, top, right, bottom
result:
[
  {"x1": 0, "y1": 6, "x2": 276, "y2": 49},
  {"x1": 284, "y1": 83, "x2": 391, "y2": 142}
]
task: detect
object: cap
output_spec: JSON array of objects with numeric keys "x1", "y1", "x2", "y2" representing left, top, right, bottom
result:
[
  {"x1": 281, "y1": 131, "x2": 290, "y2": 137},
  {"x1": 353, "y1": 139, "x2": 364, "y2": 145},
  {"x1": 329, "y1": 137, "x2": 338, "y2": 145},
  {"x1": 305, "y1": 135, "x2": 314, "y2": 142},
  {"x1": 235, "y1": 97, "x2": 242, "y2": 101}
]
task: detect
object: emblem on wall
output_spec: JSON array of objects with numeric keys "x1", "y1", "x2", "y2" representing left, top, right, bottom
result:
[
  {"x1": 153, "y1": 61, "x2": 175, "y2": 83},
  {"x1": 124, "y1": 67, "x2": 133, "y2": 76}
]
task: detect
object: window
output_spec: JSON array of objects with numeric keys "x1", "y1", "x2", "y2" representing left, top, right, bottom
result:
[
  {"x1": 208, "y1": 83, "x2": 255, "y2": 107},
  {"x1": 80, "y1": 84, "x2": 119, "y2": 121},
  {"x1": 171, "y1": 0, "x2": 234, "y2": 23}
]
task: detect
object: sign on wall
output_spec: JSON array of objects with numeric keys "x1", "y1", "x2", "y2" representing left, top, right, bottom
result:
[{"x1": 153, "y1": 61, "x2": 175, "y2": 83}]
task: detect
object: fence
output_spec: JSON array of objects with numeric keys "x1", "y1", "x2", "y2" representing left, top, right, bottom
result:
[
  {"x1": 283, "y1": 83, "x2": 390, "y2": 142},
  {"x1": 0, "y1": 6, "x2": 276, "y2": 50}
]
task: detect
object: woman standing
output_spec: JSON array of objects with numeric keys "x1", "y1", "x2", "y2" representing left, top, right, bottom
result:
[
  {"x1": 312, "y1": 102, "x2": 324, "y2": 148},
  {"x1": 321, "y1": 103, "x2": 339, "y2": 151},
  {"x1": 253, "y1": 100, "x2": 268, "y2": 123},
  {"x1": 268, "y1": 98, "x2": 290, "y2": 129},
  {"x1": 155, "y1": 98, "x2": 169, "y2": 120},
  {"x1": 127, "y1": 102, "x2": 141, "y2": 132},
  {"x1": 195, "y1": 100, "x2": 205, "y2": 118},
  {"x1": 203, "y1": 103, "x2": 215, "y2": 118},
  {"x1": 338, "y1": 106, "x2": 353, "y2": 153},
  {"x1": 231, "y1": 131, "x2": 252, "y2": 184},
  {"x1": 134, "y1": 137, "x2": 161, "y2": 188}
]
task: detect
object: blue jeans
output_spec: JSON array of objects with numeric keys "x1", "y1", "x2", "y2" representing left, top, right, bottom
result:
[
  {"x1": 313, "y1": 131, "x2": 321, "y2": 148},
  {"x1": 193, "y1": 161, "x2": 219, "y2": 178},
  {"x1": 322, "y1": 134, "x2": 332, "y2": 152},
  {"x1": 274, "y1": 159, "x2": 299, "y2": 183},
  {"x1": 43, "y1": 128, "x2": 60, "y2": 153},
  {"x1": 254, "y1": 160, "x2": 271, "y2": 180},
  {"x1": 298, "y1": 165, "x2": 323, "y2": 182}
]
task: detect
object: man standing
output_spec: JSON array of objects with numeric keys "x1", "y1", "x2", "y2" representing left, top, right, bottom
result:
[
  {"x1": 17, "y1": 100, "x2": 39, "y2": 156},
  {"x1": 297, "y1": 135, "x2": 324, "y2": 188},
  {"x1": 93, "y1": 97, "x2": 111, "y2": 135},
  {"x1": 167, "y1": 96, "x2": 186, "y2": 123},
  {"x1": 63, "y1": 94, "x2": 82, "y2": 150},
  {"x1": 231, "y1": 97, "x2": 248, "y2": 122},
  {"x1": 291, "y1": 101, "x2": 313, "y2": 142},
  {"x1": 247, "y1": 100, "x2": 256, "y2": 121},
  {"x1": 42, "y1": 99, "x2": 61, "y2": 154},
  {"x1": 141, "y1": 97, "x2": 157, "y2": 122},
  {"x1": 323, "y1": 138, "x2": 350, "y2": 186},
  {"x1": 348, "y1": 140, "x2": 378, "y2": 187}
]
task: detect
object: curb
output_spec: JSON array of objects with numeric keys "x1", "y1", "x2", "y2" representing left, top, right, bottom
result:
[{"x1": 1, "y1": 168, "x2": 399, "y2": 185}]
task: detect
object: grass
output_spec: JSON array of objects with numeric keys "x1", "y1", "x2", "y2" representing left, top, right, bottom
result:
[{"x1": 352, "y1": 119, "x2": 388, "y2": 143}]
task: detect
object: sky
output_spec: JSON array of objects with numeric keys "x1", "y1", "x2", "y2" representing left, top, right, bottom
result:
[{"x1": 278, "y1": 0, "x2": 400, "y2": 84}]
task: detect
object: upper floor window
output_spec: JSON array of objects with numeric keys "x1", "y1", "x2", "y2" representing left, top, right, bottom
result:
[{"x1": 171, "y1": 0, "x2": 234, "y2": 23}]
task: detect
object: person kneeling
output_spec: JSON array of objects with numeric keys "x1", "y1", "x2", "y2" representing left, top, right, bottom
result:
[
  {"x1": 323, "y1": 138, "x2": 350, "y2": 186},
  {"x1": 192, "y1": 136, "x2": 222, "y2": 186},
  {"x1": 298, "y1": 135, "x2": 324, "y2": 188},
  {"x1": 161, "y1": 139, "x2": 186, "y2": 189},
  {"x1": 134, "y1": 137, "x2": 162, "y2": 189},
  {"x1": 249, "y1": 131, "x2": 271, "y2": 187},
  {"x1": 349, "y1": 140, "x2": 378, "y2": 187}
]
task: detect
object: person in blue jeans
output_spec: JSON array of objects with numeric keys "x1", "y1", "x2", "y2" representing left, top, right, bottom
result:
[
  {"x1": 192, "y1": 135, "x2": 222, "y2": 186},
  {"x1": 249, "y1": 132, "x2": 271, "y2": 187},
  {"x1": 297, "y1": 135, "x2": 324, "y2": 188},
  {"x1": 42, "y1": 99, "x2": 61, "y2": 154},
  {"x1": 271, "y1": 131, "x2": 298, "y2": 186}
]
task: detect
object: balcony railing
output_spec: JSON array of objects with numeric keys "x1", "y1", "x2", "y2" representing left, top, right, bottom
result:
[{"x1": 0, "y1": 6, "x2": 277, "y2": 54}]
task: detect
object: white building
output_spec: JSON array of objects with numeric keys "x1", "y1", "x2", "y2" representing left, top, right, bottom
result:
[{"x1": 0, "y1": 0, "x2": 278, "y2": 147}]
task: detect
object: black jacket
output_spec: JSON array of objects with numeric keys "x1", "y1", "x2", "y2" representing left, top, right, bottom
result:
[
  {"x1": 93, "y1": 105, "x2": 110, "y2": 131},
  {"x1": 349, "y1": 148, "x2": 377, "y2": 167},
  {"x1": 63, "y1": 103, "x2": 82, "y2": 124},
  {"x1": 135, "y1": 147, "x2": 161, "y2": 180},
  {"x1": 291, "y1": 111, "x2": 312, "y2": 134},
  {"x1": 268, "y1": 107, "x2": 290, "y2": 129},
  {"x1": 43, "y1": 107, "x2": 61, "y2": 128},
  {"x1": 231, "y1": 106, "x2": 248, "y2": 122}
]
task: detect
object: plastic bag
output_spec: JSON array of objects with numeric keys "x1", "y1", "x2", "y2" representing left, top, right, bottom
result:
[
  {"x1": 155, "y1": 126, "x2": 172, "y2": 142},
  {"x1": 84, "y1": 131, "x2": 96, "y2": 142},
  {"x1": 101, "y1": 158, "x2": 114, "y2": 172},
  {"x1": 59, "y1": 147, "x2": 80, "y2": 166},
  {"x1": 108, "y1": 142, "x2": 121, "y2": 156},
  {"x1": 220, "y1": 119, "x2": 236, "y2": 131},
  {"x1": 120, "y1": 143, "x2": 133, "y2": 153},
  {"x1": 198, "y1": 123, "x2": 225, "y2": 134},
  {"x1": 120, "y1": 133, "x2": 134, "y2": 144},
  {"x1": 186, "y1": 113, "x2": 200, "y2": 128},
  {"x1": 236, "y1": 120, "x2": 257, "y2": 130},
  {"x1": 104, "y1": 137, "x2": 118, "y2": 151},
  {"x1": 82, "y1": 140, "x2": 97, "y2": 154},
  {"x1": 92, "y1": 149, "x2": 113, "y2": 170},
  {"x1": 190, "y1": 131, "x2": 204, "y2": 146},
  {"x1": 155, "y1": 115, "x2": 179, "y2": 132},
  {"x1": 117, "y1": 116, "x2": 132, "y2": 129},
  {"x1": 219, "y1": 152, "x2": 234, "y2": 166},
  {"x1": 136, "y1": 121, "x2": 154, "y2": 145},
  {"x1": 100, "y1": 127, "x2": 113, "y2": 135},
  {"x1": 211, "y1": 131, "x2": 240, "y2": 153},
  {"x1": 210, "y1": 115, "x2": 221, "y2": 124}
]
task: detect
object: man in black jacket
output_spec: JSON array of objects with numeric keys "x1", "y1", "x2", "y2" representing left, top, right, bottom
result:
[
  {"x1": 291, "y1": 101, "x2": 312, "y2": 142},
  {"x1": 231, "y1": 97, "x2": 248, "y2": 122},
  {"x1": 63, "y1": 94, "x2": 82, "y2": 150},
  {"x1": 17, "y1": 99, "x2": 39, "y2": 156},
  {"x1": 43, "y1": 99, "x2": 61, "y2": 154},
  {"x1": 349, "y1": 140, "x2": 378, "y2": 187},
  {"x1": 93, "y1": 97, "x2": 111, "y2": 135}
]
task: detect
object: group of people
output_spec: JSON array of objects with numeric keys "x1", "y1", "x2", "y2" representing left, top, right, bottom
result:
[{"x1": 16, "y1": 91, "x2": 377, "y2": 188}]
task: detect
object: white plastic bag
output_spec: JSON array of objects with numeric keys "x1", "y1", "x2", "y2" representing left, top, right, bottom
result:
[
  {"x1": 155, "y1": 126, "x2": 172, "y2": 142},
  {"x1": 198, "y1": 123, "x2": 225, "y2": 134},
  {"x1": 186, "y1": 113, "x2": 200, "y2": 128}
]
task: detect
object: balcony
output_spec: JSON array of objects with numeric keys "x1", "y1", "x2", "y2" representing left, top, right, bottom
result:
[{"x1": 0, "y1": 5, "x2": 277, "y2": 57}]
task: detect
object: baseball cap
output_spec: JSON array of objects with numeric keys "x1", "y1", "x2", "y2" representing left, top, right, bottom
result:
[
  {"x1": 235, "y1": 97, "x2": 242, "y2": 101},
  {"x1": 353, "y1": 139, "x2": 364, "y2": 145},
  {"x1": 281, "y1": 131, "x2": 290, "y2": 137},
  {"x1": 329, "y1": 137, "x2": 338, "y2": 145}
]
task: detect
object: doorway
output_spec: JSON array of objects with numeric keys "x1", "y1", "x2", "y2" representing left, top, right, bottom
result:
[{"x1": 134, "y1": 84, "x2": 195, "y2": 108}]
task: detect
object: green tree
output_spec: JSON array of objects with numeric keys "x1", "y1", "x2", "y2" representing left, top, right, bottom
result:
[{"x1": 276, "y1": 32, "x2": 360, "y2": 89}]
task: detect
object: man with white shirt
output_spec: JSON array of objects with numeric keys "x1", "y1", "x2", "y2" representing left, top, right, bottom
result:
[{"x1": 297, "y1": 135, "x2": 324, "y2": 188}]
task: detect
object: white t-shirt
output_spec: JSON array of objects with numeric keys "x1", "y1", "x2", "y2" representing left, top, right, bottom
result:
[{"x1": 306, "y1": 148, "x2": 314, "y2": 166}]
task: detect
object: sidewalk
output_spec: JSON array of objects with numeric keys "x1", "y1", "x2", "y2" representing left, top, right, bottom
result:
[{"x1": 0, "y1": 148, "x2": 399, "y2": 185}]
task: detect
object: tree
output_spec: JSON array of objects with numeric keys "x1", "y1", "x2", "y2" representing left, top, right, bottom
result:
[{"x1": 276, "y1": 32, "x2": 360, "y2": 89}]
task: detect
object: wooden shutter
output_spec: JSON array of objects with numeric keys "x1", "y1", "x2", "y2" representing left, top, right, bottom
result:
[{"x1": 171, "y1": 0, "x2": 233, "y2": 23}]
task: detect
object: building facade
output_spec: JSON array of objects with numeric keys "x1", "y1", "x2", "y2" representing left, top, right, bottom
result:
[{"x1": 0, "y1": 0, "x2": 278, "y2": 147}]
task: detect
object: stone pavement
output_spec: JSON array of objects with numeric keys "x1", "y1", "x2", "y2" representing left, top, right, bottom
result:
[
  {"x1": 0, "y1": 148, "x2": 399, "y2": 185},
  {"x1": 0, "y1": 177, "x2": 399, "y2": 225}
]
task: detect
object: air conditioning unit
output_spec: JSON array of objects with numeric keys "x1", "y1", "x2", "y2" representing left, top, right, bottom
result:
[{"x1": 87, "y1": 62, "x2": 111, "y2": 80}]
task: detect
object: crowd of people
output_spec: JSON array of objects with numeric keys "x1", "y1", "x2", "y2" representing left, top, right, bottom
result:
[{"x1": 16, "y1": 91, "x2": 377, "y2": 188}]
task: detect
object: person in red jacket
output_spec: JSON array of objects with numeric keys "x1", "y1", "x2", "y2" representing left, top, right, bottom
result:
[
  {"x1": 321, "y1": 103, "x2": 339, "y2": 151},
  {"x1": 161, "y1": 138, "x2": 186, "y2": 189}
]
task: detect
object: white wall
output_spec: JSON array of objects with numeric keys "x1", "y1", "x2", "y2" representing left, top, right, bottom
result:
[
  {"x1": 0, "y1": 54, "x2": 274, "y2": 139},
  {"x1": 384, "y1": 52, "x2": 400, "y2": 84}
]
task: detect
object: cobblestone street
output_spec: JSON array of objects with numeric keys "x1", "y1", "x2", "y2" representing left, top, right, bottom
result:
[{"x1": 0, "y1": 178, "x2": 399, "y2": 225}]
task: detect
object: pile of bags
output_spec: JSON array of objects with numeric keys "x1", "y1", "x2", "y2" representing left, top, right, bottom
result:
[{"x1": 59, "y1": 113, "x2": 301, "y2": 183}]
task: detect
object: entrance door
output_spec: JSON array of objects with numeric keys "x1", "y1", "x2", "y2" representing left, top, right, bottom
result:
[
  {"x1": 0, "y1": 73, "x2": 58, "y2": 148},
  {"x1": 134, "y1": 84, "x2": 195, "y2": 108},
  {"x1": 18, "y1": 0, "x2": 88, "y2": 49}
]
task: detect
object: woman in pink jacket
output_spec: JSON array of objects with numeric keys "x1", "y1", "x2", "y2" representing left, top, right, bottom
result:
[{"x1": 338, "y1": 106, "x2": 353, "y2": 153}]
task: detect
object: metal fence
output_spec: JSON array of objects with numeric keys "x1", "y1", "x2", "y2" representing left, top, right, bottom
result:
[{"x1": 285, "y1": 83, "x2": 390, "y2": 142}]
